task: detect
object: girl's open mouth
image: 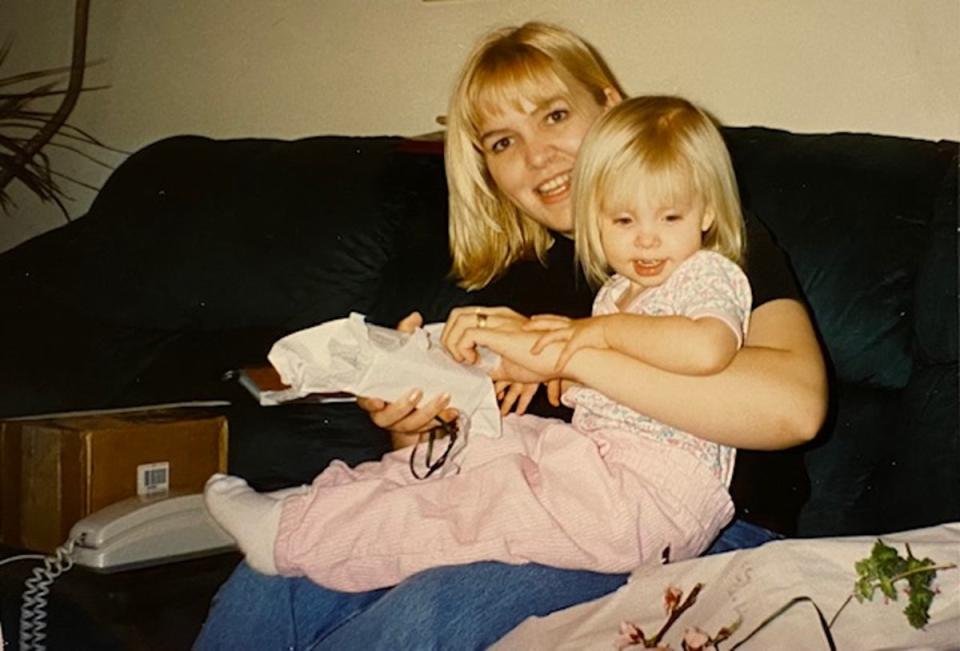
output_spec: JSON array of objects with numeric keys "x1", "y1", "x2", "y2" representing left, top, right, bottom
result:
[{"x1": 633, "y1": 259, "x2": 666, "y2": 277}]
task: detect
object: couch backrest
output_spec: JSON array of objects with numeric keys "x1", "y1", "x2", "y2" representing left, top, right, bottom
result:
[
  {"x1": 9, "y1": 129, "x2": 953, "y2": 384},
  {"x1": 723, "y1": 128, "x2": 958, "y2": 535},
  {"x1": 2, "y1": 128, "x2": 956, "y2": 536}
]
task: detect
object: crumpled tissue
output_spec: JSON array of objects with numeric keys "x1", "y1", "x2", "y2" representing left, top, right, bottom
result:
[{"x1": 266, "y1": 313, "x2": 502, "y2": 440}]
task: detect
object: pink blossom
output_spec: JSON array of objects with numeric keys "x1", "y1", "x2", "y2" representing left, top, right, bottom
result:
[
  {"x1": 614, "y1": 621, "x2": 644, "y2": 649},
  {"x1": 664, "y1": 585, "x2": 683, "y2": 614},
  {"x1": 681, "y1": 627, "x2": 717, "y2": 651}
]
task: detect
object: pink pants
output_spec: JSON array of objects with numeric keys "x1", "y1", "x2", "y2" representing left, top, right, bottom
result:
[{"x1": 274, "y1": 414, "x2": 734, "y2": 592}]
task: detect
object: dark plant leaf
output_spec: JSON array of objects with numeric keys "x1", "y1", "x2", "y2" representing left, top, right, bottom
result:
[{"x1": 0, "y1": 40, "x2": 116, "y2": 220}]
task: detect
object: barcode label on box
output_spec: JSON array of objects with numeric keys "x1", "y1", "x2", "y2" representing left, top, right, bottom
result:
[{"x1": 137, "y1": 461, "x2": 170, "y2": 496}]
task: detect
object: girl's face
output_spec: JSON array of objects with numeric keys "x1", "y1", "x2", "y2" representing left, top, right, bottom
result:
[
  {"x1": 599, "y1": 184, "x2": 715, "y2": 301},
  {"x1": 478, "y1": 81, "x2": 619, "y2": 235}
]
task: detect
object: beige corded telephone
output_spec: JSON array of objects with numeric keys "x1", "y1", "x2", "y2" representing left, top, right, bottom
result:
[
  {"x1": 13, "y1": 493, "x2": 237, "y2": 649},
  {"x1": 69, "y1": 492, "x2": 236, "y2": 572}
]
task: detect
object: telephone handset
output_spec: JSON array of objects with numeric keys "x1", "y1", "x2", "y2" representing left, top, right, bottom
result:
[
  {"x1": 69, "y1": 492, "x2": 236, "y2": 572},
  {"x1": 15, "y1": 493, "x2": 237, "y2": 648}
]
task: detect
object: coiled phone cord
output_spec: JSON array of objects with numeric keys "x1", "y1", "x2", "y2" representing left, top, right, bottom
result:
[{"x1": 1, "y1": 539, "x2": 78, "y2": 651}]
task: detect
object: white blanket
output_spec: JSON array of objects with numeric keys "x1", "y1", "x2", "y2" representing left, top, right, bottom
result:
[{"x1": 495, "y1": 523, "x2": 960, "y2": 650}]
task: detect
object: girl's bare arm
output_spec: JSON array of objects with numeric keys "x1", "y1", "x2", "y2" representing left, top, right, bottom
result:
[
  {"x1": 478, "y1": 299, "x2": 827, "y2": 450},
  {"x1": 530, "y1": 313, "x2": 739, "y2": 377},
  {"x1": 562, "y1": 299, "x2": 827, "y2": 449}
]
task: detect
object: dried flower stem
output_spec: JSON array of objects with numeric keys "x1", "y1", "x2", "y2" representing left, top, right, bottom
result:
[{"x1": 647, "y1": 583, "x2": 702, "y2": 647}]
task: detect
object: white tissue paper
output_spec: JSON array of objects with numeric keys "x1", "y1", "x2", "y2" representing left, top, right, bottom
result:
[{"x1": 267, "y1": 313, "x2": 503, "y2": 442}]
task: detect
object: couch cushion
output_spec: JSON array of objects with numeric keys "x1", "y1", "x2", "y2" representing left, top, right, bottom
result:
[
  {"x1": 2, "y1": 136, "x2": 413, "y2": 334},
  {"x1": 878, "y1": 151, "x2": 960, "y2": 531},
  {"x1": 798, "y1": 382, "x2": 899, "y2": 536},
  {"x1": 0, "y1": 136, "x2": 442, "y2": 415},
  {"x1": 912, "y1": 145, "x2": 958, "y2": 365},
  {"x1": 366, "y1": 145, "x2": 466, "y2": 326},
  {"x1": 724, "y1": 128, "x2": 953, "y2": 390},
  {"x1": 879, "y1": 363, "x2": 960, "y2": 532}
]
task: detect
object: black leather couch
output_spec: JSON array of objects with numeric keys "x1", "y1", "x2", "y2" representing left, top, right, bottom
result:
[{"x1": 1, "y1": 126, "x2": 957, "y2": 647}]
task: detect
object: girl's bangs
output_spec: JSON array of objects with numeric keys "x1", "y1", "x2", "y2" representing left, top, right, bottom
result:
[
  {"x1": 599, "y1": 153, "x2": 699, "y2": 215},
  {"x1": 466, "y1": 50, "x2": 570, "y2": 141}
]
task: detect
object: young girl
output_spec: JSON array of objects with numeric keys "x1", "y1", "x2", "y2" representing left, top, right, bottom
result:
[{"x1": 203, "y1": 94, "x2": 752, "y2": 592}]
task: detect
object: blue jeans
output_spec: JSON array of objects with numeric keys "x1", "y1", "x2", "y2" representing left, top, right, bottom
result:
[{"x1": 194, "y1": 519, "x2": 777, "y2": 650}]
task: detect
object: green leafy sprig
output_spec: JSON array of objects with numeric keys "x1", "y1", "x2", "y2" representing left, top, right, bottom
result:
[{"x1": 832, "y1": 539, "x2": 956, "y2": 629}]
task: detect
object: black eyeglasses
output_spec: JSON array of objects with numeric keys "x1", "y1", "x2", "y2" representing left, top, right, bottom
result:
[{"x1": 409, "y1": 416, "x2": 459, "y2": 480}]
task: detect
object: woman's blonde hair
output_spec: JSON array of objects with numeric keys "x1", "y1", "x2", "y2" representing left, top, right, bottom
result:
[
  {"x1": 445, "y1": 22, "x2": 622, "y2": 289},
  {"x1": 573, "y1": 96, "x2": 746, "y2": 288}
]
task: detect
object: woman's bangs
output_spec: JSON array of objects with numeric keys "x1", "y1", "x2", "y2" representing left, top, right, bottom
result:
[{"x1": 467, "y1": 51, "x2": 569, "y2": 141}]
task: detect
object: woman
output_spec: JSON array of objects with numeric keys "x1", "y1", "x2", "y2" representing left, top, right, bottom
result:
[{"x1": 196, "y1": 22, "x2": 826, "y2": 650}]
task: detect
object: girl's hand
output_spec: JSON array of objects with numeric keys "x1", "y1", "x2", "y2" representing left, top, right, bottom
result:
[
  {"x1": 523, "y1": 313, "x2": 573, "y2": 332},
  {"x1": 442, "y1": 305, "x2": 528, "y2": 364},
  {"x1": 527, "y1": 315, "x2": 611, "y2": 371},
  {"x1": 494, "y1": 380, "x2": 539, "y2": 416},
  {"x1": 465, "y1": 328, "x2": 563, "y2": 381}
]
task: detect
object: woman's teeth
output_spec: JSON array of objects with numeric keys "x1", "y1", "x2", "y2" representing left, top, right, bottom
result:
[{"x1": 537, "y1": 173, "x2": 570, "y2": 197}]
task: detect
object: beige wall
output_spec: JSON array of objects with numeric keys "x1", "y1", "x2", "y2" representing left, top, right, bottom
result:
[{"x1": 2, "y1": 0, "x2": 957, "y2": 252}]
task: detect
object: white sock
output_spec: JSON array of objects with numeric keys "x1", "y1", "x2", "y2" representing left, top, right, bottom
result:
[
  {"x1": 204, "y1": 474, "x2": 284, "y2": 575},
  {"x1": 266, "y1": 484, "x2": 310, "y2": 500}
]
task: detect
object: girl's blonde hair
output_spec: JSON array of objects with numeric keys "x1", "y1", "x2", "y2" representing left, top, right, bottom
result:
[
  {"x1": 573, "y1": 96, "x2": 746, "y2": 288},
  {"x1": 445, "y1": 22, "x2": 622, "y2": 289}
]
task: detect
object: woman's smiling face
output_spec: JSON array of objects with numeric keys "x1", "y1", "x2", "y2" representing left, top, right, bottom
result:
[{"x1": 478, "y1": 81, "x2": 619, "y2": 235}]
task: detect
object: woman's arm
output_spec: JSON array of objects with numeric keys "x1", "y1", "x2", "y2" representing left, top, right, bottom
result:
[
  {"x1": 472, "y1": 299, "x2": 827, "y2": 450},
  {"x1": 565, "y1": 299, "x2": 827, "y2": 449}
]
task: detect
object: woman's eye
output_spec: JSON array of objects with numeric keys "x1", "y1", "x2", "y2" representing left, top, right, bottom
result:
[
  {"x1": 663, "y1": 213, "x2": 683, "y2": 222},
  {"x1": 546, "y1": 109, "x2": 569, "y2": 124},
  {"x1": 490, "y1": 137, "x2": 512, "y2": 153}
]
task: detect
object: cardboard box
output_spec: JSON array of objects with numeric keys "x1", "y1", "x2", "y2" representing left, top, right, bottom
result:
[{"x1": 1, "y1": 408, "x2": 228, "y2": 553}]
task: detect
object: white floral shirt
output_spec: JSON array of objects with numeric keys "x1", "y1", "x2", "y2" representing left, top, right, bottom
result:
[{"x1": 563, "y1": 250, "x2": 752, "y2": 485}]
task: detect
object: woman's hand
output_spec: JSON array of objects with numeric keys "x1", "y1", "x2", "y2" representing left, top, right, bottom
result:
[
  {"x1": 494, "y1": 380, "x2": 539, "y2": 416},
  {"x1": 495, "y1": 375, "x2": 567, "y2": 411},
  {"x1": 356, "y1": 389, "x2": 458, "y2": 448},
  {"x1": 545, "y1": 378, "x2": 564, "y2": 407},
  {"x1": 355, "y1": 311, "x2": 458, "y2": 448},
  {"x1": 526, "y1": 314, "x2": 610, "y2": 371},
  {"x1": 441, "y1": 306, "x2": 528, "y2": 364}
]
